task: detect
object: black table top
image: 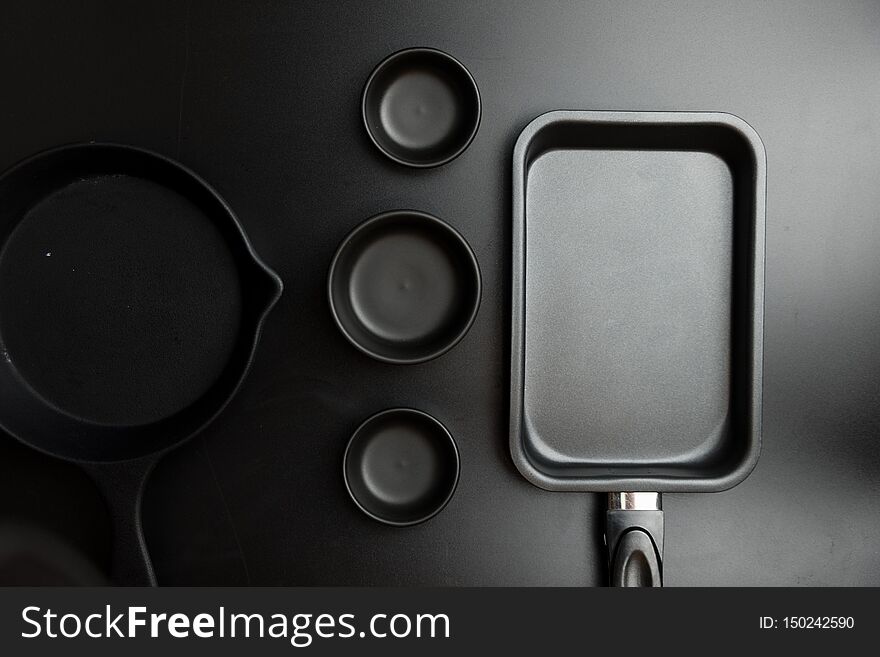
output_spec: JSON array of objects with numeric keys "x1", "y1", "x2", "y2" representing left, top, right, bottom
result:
[{"x1": 1, "y1": 0, "x2": 878, "y2": 585}]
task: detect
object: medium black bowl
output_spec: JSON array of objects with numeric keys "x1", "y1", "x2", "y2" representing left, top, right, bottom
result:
[{"x1": 328, "y1": 210, "x2": 481, "y2": 364}]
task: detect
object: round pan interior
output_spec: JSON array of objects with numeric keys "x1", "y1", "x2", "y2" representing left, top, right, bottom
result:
[
  {"x1": 328, "y1": 210, "x2": 480, "y2": 364},
  {"x1": 0, "y1": 143, "x2": 282, "y2": 463},
  {"x1": 362, "y1": 47, "x2": 481, "y2": 167},
  {"x1": 343, "y1": 408, "x2": 460, "y2": 526}
]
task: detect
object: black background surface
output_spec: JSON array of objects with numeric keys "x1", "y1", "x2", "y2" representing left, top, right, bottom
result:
[{"x1": 0, "y1": 0, "x2": 878, "y2": 585}]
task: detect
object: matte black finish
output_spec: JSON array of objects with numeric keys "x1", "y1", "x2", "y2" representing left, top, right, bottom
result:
[
  {"x1": 343, "y1": 408, "x2": 460, "y2": 526},
  {"x1": 511, "y1": 111, "x2": 766, "y2": 492},
  {"x1": 2, "y1": 0, "x2": 880, "y2": 587},
  {"x1": 0, "y1": 143, "x2": 282, "y2": 584},
  {"x1": 0, "y1": 524, "x2": 107, "y2": 586},
  {"x1": 328, "y1": 210, "x2": 480, "y2": 364},
  {"x1": 606, "y1": 510, "x2": 664, "y2": 587},
  {"x1": 362, "y1": 48, "x2": 481, "y2": 168},
  {"x1": 610, "y1": 530, "x2": 661, "y2": 587}
]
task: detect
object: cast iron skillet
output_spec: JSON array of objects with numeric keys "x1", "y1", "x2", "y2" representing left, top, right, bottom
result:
[{"x1": 0, "y1": 143, "x2": 282, "y2": 585}]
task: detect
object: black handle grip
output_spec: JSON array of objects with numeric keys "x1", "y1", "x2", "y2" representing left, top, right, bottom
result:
[
  {"x1": 606, "y1": 508, "x2": 664, "y2": 587},
  {"x1": 83, "y1": 457, "x2": 158, "y2": 586},
  {"x1": 610, "y1": 529, "x2": 662, "y2": 587}
]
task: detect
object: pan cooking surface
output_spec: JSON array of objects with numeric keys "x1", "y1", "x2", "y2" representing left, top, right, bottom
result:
[
  {"x1": 524, "y1": 148, "x2": 733, "y2": 463},
  {"x1": 0, "y1": 174, "x2": 243, "y2": 426}
]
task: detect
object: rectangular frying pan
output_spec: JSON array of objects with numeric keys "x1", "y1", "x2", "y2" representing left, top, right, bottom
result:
[{"x1": 510, "y1": 111, "x2": 766, "y2": 586}]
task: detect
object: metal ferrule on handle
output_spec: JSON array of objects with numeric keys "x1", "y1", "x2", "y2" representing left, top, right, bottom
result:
[{"x1": 606, "y1": 492, "x2": 664, "y2": 587}]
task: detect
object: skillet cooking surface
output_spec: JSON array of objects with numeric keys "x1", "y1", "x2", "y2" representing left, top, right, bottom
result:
[{"x1": 0, "y1": 174, "x2": 242, "y2": 427}]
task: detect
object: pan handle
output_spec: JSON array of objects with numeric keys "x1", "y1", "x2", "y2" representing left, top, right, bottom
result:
[
  {"x1": 82, "y1": 456, "x2": 158, "y2": 586},
  {"x1": 606, "y1": 493, "x2": 664, "y2": 587}
]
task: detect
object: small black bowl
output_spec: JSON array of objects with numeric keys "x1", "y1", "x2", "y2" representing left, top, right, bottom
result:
[
  {"x1": 343, "y1": 408, "x2": 460, "y2": 526},
  {"x1": 362, "y1": 47, "x2": 481, "y2": 168},
  {"x1": 328, "y1": 210, "x2": 481, "y2": 364}
]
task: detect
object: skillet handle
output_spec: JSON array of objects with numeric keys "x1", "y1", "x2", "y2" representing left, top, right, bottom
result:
[
  {"x1": 606, "y1": 493, "x2": 664, "y2": 587},
  {"x1": 83, "y1": 457, "x2": 158, "y2": 586}
]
